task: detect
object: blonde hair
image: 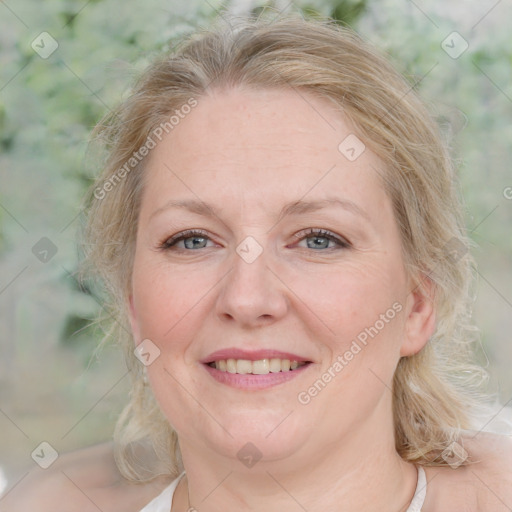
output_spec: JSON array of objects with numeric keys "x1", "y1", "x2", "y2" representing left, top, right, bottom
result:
[{"x1": 80, "y1": 13, "x2": 491, "y2": 482}]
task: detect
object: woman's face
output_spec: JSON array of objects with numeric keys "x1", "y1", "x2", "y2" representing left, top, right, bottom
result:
[{"x1": 129, "y1": 87, "x2": 433, "y2": 467}]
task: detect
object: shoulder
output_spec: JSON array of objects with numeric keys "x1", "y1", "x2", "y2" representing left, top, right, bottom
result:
[
  {"x1": 424, "y1": 431, "x2": 512, "y2": 511},
  {"x1": 0, "y1": 441, "x2": 173, "y2": 512},
  {"x1": 463, "y1": 431, "x2": 512, "y2": 509}
]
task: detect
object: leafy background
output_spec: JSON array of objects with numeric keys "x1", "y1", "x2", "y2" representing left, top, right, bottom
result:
[{"x1": 1, "y1": 0, "x2": 511, "y2": 492}]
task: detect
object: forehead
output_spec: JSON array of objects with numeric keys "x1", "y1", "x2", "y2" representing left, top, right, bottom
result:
[{"x1": 140, "y1": 87, "x2": 390, "y2": 222}]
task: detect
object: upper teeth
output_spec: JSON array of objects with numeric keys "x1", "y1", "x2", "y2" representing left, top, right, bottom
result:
[{"x1": 210, "y1": 358, "x2": 307, "y2": 374}]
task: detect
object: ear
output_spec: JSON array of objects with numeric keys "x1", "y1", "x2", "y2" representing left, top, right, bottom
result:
[
  {"x1": 128, "y1": 294, "x2": 141, "y2": 345},
  {"x1": 400, "y1": 274, "x2": 436, "y2": 357}
]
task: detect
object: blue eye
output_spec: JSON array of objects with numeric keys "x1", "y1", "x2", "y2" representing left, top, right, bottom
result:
[
  {"x1": 159, "y1": 229, "x2": 212, "y2": 250},
  {"x1": 294, "y1": 228, "x2": 350, "y2": 250},
  {"x1": 158, "y1": 228, "x2": 350, "y2": 251}
]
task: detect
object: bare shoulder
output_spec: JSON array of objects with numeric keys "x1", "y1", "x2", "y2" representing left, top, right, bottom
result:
[
  {"x1": 424, "y1": 430, "x2": 512, "y2": 511},
  {"x1": 463, "y1": 431, "x2": 512, "y2": 509},
  {"x1": 0, "y1": 441, "x2": 173, "y2": 512}
]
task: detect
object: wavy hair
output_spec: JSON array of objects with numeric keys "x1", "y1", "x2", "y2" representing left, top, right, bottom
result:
[{"x1": 80, "y1": 13, "x2": 496, "y2": 482}]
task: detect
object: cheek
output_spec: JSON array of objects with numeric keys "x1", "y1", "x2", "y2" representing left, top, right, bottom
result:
[
  {"x1": 290, "y1": 257, "x2": 406, "y2": 340},
  {"x1": 131, "y1": 258, "x2": 204, "y2": 339},
  {"x1": 131, "y1": 261, "x2": 208, "y2": 416},
  {"x1": 296, "y1": 263, "x2": 407, "y2": 397},
  {"x1": 296, "y1": 266, "x2": 406, "y2": 413}
]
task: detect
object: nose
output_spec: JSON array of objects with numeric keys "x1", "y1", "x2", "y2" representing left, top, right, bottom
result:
[{"x1": 215, "y1": 237, "x2": 289, "y2": 327}]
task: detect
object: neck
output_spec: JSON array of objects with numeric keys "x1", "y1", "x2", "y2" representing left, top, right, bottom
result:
[{"x1": 174, "y1": 418, "x2": 419, "y2": 512}]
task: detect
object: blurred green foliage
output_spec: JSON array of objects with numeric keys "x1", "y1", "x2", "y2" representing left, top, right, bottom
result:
[
  {"x1": 1, "y1": 0, "x2": 372, "y2": 352},
  {"x1": 1, "y1": 0, "x2": 512, "y2": 483},
  {"x1": 1, "y1": 0, "x2": 511, "y2": 375}
]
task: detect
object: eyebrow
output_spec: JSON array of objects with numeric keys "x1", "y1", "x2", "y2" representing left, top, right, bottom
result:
[{"x1": 150, "y1": 196, "x2": 371, "y2": 224}]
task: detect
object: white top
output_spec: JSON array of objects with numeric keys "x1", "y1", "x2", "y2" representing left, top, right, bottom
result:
[
  {"x1": 139, "y1": 471, "x2": 185, "y2": 512},
  {"x1": 408, "y1": 465, "x2": 427, "y2": 512},
  {"x1": 139, "y1": 466, "x2": 427, "y2": 512}
]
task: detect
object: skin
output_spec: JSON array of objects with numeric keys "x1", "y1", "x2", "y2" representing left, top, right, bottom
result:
[
  {"x1": 3, "y1": 87, "x2": 511, "y2": 512},
  {"x1": 128, "y1": 86, "x2": 430, "y2": 511}
]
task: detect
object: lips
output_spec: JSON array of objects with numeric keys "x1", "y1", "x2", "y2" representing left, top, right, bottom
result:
[
  {"x1": 202, "y1": 349, "x2": 313, "y2": 389},
  {"x1": 200, "y1": 348, "x2": 312, "y2": 364}
]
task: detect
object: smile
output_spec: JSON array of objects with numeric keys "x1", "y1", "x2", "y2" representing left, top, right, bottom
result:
[
  {"x1": 203, "y1": 359, "x2": 313, "y2": 390},
  {"x1": 207, "y1": 358, "x2": 309, "y2": 374}
]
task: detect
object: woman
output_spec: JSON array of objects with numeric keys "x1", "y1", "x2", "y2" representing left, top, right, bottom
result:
[{"x1": 4, "y1": 14, "x2": 512, "y2": 512}]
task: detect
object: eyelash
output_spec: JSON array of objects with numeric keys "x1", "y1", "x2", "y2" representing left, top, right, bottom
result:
[{"x1": 157, "y1": 228, "x2": 350, "y2": 252}]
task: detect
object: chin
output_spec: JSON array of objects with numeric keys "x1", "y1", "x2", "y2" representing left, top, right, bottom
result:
[{"x1": 201, "y1": 414, "x2": 313, "y2": 465}]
